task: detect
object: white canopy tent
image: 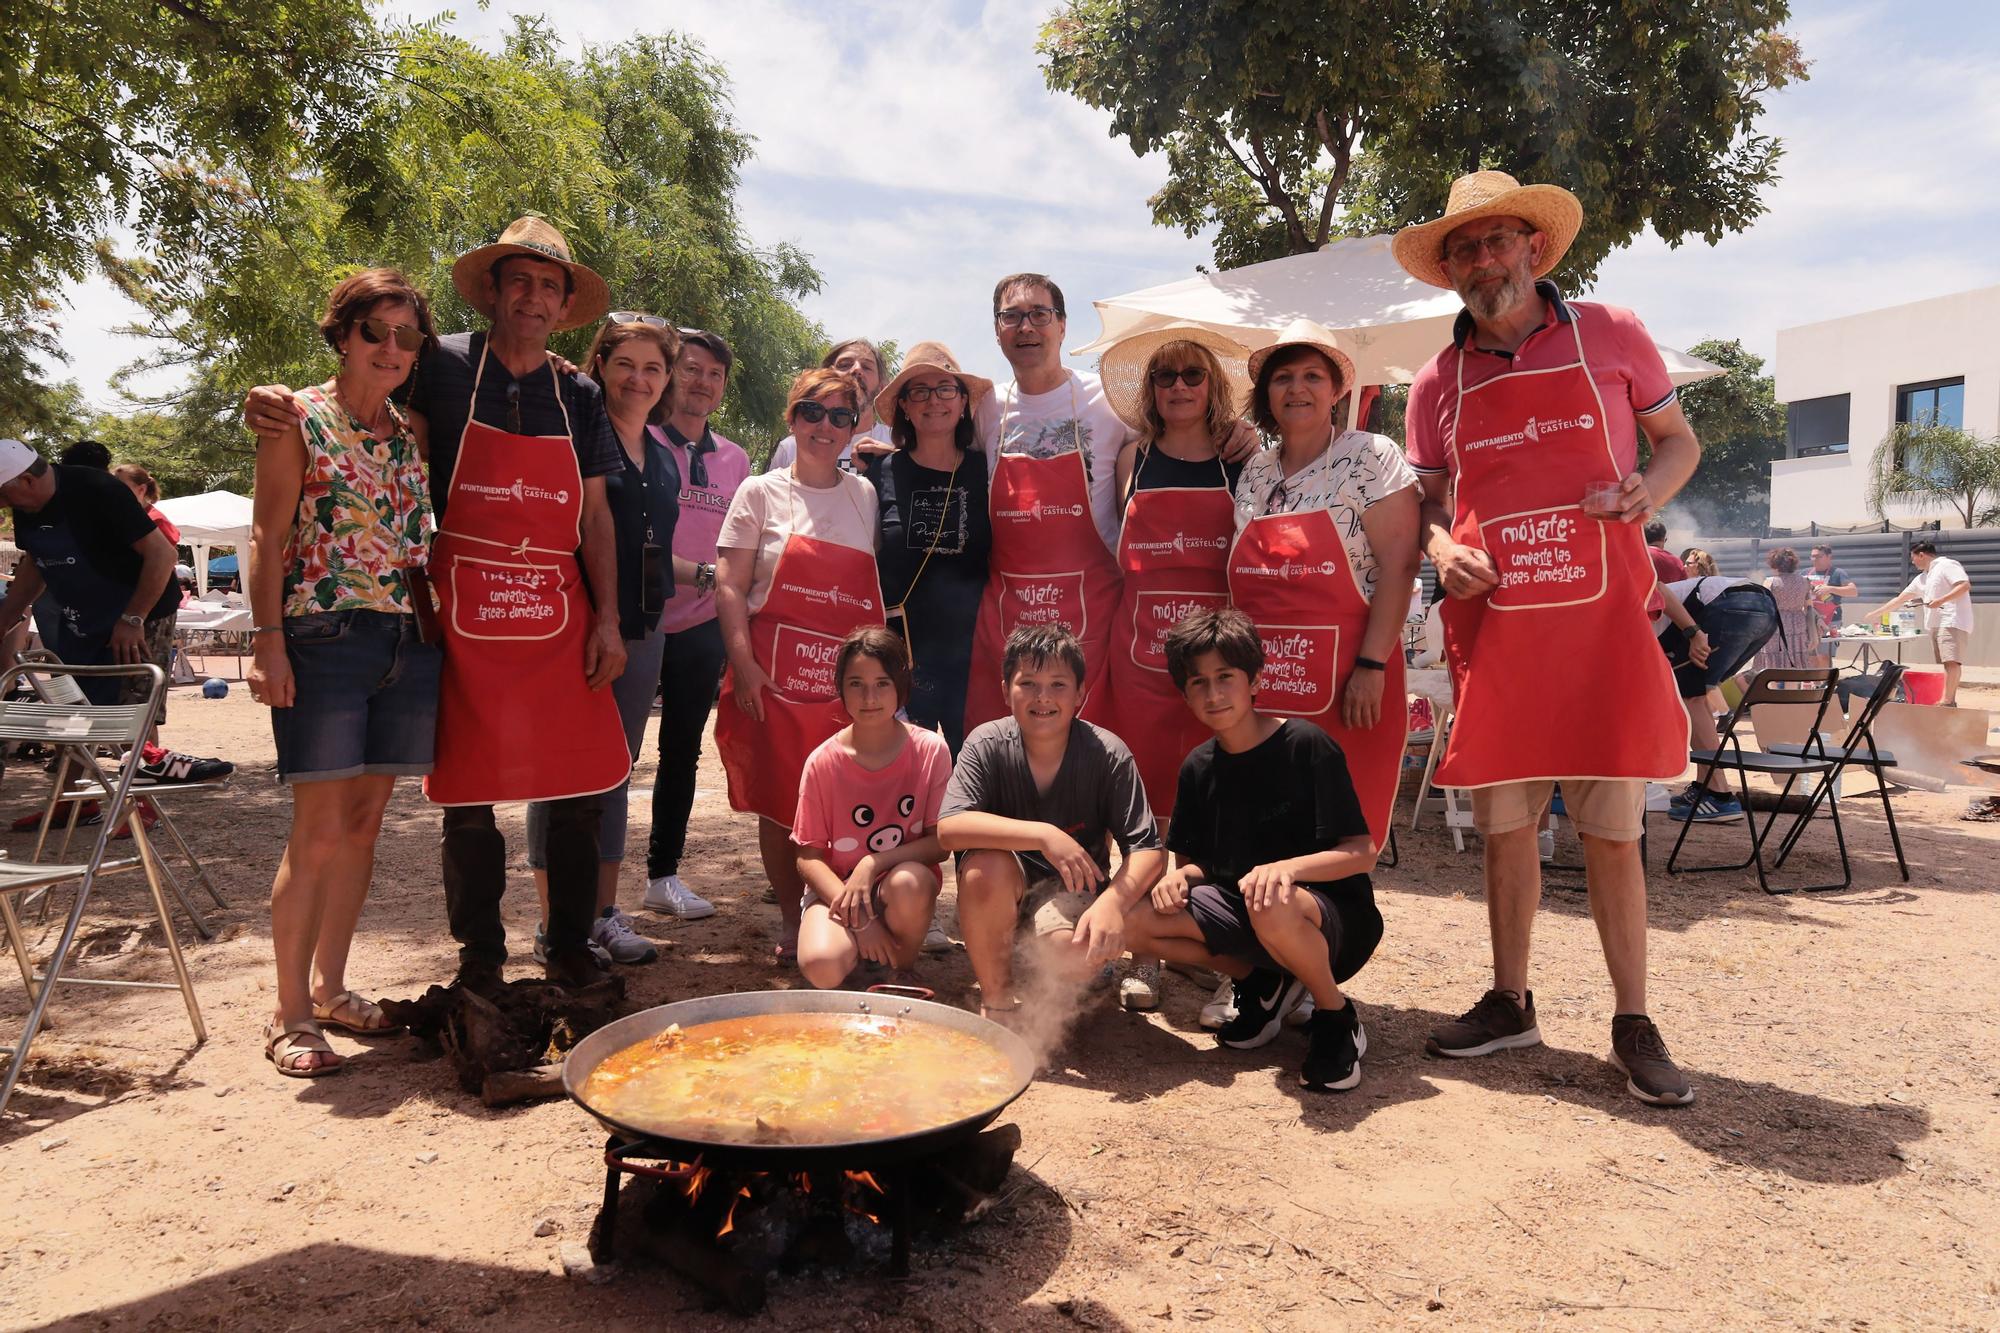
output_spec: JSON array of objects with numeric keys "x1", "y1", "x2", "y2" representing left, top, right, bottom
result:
[
  {"x1": 155, "y1": 490, "x2": 253, "y2": 595},
  {"x1": 1071, "y1": 234, "x2": 1724, "y2": 412}
]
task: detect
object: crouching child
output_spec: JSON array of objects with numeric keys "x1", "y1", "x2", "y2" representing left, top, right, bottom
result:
[{"x1": 1123, "y1": 609, "x2": 1384, "y2": 1090}]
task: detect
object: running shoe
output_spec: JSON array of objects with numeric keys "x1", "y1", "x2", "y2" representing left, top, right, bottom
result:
[
  {"x1": 1299, "y1": 1001, "x2": 1367, "y2": 1092},
  {"x1": 589, "y1": 907, "x2": 659, "y2": 964},
  {"x1": 1426, "y1": 988, "x2": 1541, "y2": 1058},
  {"x1": 1119, "y1": 959, "x2": 1162, "y2": 1012},
  {"x1": 1217, "y1": 970, "x2": 1304, "y2": 1050}
]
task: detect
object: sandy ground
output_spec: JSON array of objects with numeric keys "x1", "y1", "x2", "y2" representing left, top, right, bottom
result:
[{"x1": 2, "y1": 670, "x2": 1998, "y2": 1332}]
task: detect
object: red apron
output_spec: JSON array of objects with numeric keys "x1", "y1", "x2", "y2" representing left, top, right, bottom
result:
[
  {"x1": 1436, "y1": 317, "x2": 1686, "y2": 787},
  {"x1": 714, "y1": 476, "x2": 885, "y2": 825},
  {"x1": 962, "y1": 422, "x2": 1123, "y2": 732},
  {"x1": 1228, "y1": 506, "x2": 1407, "y2": 847},
  {"x1": 425, "y1": 349, "x2": 629, "y2": 805},
  {"x1": 1084, "y1": 452, "x2": 1234, "y2": 813}
]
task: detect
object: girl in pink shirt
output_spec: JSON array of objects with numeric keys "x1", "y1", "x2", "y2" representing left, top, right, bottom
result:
[{"x1": 793, "y1": 627, "x2": 952, "y2": 988}]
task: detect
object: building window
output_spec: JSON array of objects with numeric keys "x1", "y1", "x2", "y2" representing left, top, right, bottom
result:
[
  {"x1": 1785, "y1": 394, "x2": 1850, "y2": 458},
  {"x1": 1896, "y1": 377, "x2": 1965, "y2": 429}
]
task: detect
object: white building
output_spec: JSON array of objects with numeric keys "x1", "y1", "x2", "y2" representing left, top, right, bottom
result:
[{"x1": 1769, "y1": 285, "x2": 2000, "y2": 531}]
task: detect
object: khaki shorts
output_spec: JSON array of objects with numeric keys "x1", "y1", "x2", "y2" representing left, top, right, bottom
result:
[
  {"x1": 1020, "y1": 876, "x2": 1091, "y2": 937},
  {"x1": 1470, "y1": 779, "x2": 1645, "y2": 842},
  {"x1": 1932, "y1": 626, "x2": 1969, "y2": 665}
]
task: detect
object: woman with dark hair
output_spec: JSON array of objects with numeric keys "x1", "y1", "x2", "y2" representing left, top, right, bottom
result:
[
  {"x1": 523, "y1": 316, "x2": 684, "y2": 969},
  {"x1": 246, "y1": 267, "x2": 441, "y2": 1077},
  {"x1": 1755, "y1": 545, "x2": 1818, "y2": 672},
  {"x1": 714, "y1": 368, "x2": 883, "y2": 960},
  {"x1": 866, "y1": 342, "x2": 994, "y2": 755}
]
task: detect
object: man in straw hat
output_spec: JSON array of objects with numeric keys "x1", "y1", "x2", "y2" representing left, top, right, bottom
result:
[
  {"x1": 245, "y1": 215, "x2": 631, "y2": 993},
  {"x1": 1393, "y1": 171, "x2": 1703, "y2": 1105}
]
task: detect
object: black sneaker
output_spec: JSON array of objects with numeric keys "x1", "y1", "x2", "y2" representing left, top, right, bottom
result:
[
  {"x1": 1609, "y1": 1014, "x2": 1695, "y2": 1106},
  {"x1": 1217, "y1": 970, "x2": 1304, "y2": 1050},
  {"x1": 138, "y1": 745, "x2": 234, "y2": 783},
  {"x1": 452, "y1": 959, "x2": 505, "y2": 999},
  {"x1": 1426, "y1": 988, "x2": 1542, "y2": 1058},
  {"x1": 1299, "y1": 1001, "x2": 1367, "y2": 1092}
]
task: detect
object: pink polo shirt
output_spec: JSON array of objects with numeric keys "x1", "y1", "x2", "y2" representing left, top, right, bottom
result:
[
  {"x1": 1406, "y1": 286, "x2": 1678, "y2": 483},
  {"x1": 655, "y1": 423, "x2": 752, "y2": 633}
]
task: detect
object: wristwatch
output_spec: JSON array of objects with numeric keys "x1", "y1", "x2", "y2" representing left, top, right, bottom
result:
[{"x1": 118, "y1": 613, "x2": 144, "y2": 628}]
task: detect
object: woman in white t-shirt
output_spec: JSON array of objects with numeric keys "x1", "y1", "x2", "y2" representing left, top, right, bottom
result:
[{"x1": 714, "y1": 369, "x2": 881, "y2": 959}]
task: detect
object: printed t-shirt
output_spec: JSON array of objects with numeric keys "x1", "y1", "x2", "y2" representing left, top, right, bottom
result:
[
  {"x1": 1405, "y1": 284, "x2": 1678, "y2": 482},
  {"x1": 657, "y1": 422, "x2": 751, "y2": 632},
  {"x1": 870, "y1": 448, "x2": 992, "y2": 611},
  {"x1": 767, "y1": 421, "x2": 893, "y2": 472},
  {"x1": 1232, "y1": 432, "x2": 1419, "y2": 602},
  {"x1": 1905, "y1": 556, "x2": 1975, "y2": 631},
  {"x1": 284, "y1": 384, "x2": 432, "y2": 617},
  {"x1": 12, "y1": 466, "x2": 180, "y2": 622},
  {"x1": 407, "y1": 332, "x2": 621, "y2": 517},
  {"x1": 716, "y1": 467, "x2": 877, "y2": 615},
  {"x1": 1167, "y1": 718, "x2": 1372, "y2": 897},
  {"x1": 792, "y1": 723, "x2": 953, "y2": 878},
  {"x1": 940, "y1": 717, "x2": 1159, "y2": 876},
  {"x1": 1806, "y1": 563, "x2": 1852, "y2": 628},
  {"x1": 979, "y1": 369, "x2": 1133, "y2": 554}
]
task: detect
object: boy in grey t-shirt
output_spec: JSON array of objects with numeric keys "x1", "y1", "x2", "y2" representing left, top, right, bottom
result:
[{"x1": 939, "y1": 626, "x2": 1162, "y2": 1019}]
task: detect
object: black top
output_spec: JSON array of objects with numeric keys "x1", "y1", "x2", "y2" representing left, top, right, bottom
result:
[
  {"x1": 12, "y1": 466, "x2": 179, "y2": 621},
  {"x1": 941, "y1": 718, "x2": 1160, "y2": 876},
  {"x1": 1167, "y1": 719, "x2": 1371, "y2": 896},
  {"x1": 867, "y1": 448, "x2": 992, "y2": 610},
  {"x1": 603, "y1": 427, "x2": 682, "y2": 641},
  {"x1": 1126, "y1": 445, "x2": 1242, "y2": 498},
  {"x1": 408, "y1": 332, "x2": 622, "y2": 518}
]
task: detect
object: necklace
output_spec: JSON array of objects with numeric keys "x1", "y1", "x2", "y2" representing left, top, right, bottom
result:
[{"x1": 331, "y1": 378, "x2": 391, "y2": 438}]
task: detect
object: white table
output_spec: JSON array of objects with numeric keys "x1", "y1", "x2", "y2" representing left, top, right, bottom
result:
[{"x1": 1823, "y1": 631, "x2": 1916, "y2": 674}]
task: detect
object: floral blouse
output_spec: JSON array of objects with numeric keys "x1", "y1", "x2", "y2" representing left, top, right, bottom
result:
[{"x1": 282, "y1": 384, "x2": 432, "y2": 617}]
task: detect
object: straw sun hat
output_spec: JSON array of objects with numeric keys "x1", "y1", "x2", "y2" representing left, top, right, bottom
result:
[
  {"x1": 1389, "y1": 170, "x2": 1583, "y2": 290},
  {"x1": 873, "y1": 342, "x2": 995, "y2": 424},
  {"x1": 1099, "y1": 323, "x2": 1251, "y2": 434},
  {"x1": 1245, "y1": 319, "x2": 1357, "y2": 398},
  {"x1": 451, "y1": 215, "x2": 611, "y2": 332}
]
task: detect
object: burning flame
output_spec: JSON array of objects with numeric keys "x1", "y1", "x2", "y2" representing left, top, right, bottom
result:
[
  {"x1": 717, "y1": 1185, "x2": 752, "y2": 1238},
  {"x1": 661, "y1": 1162, "x2": 892, "y2": 1240}
]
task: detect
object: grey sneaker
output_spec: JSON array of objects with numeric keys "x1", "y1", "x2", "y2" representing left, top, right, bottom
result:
[
  {"x1": 590, "y1": 908, "x2": 659, "y2": 965},
  {"x1": 1609, "y1": 1014, "x2": 1695, "y2": 1106},
  {"x1": 643, "y1": 873, "x2": 716, "y2": 920},
  {"x1": 922, "y1": 916, "x2": 953, "y2": 953},
  {"x1": 1426, "y1": 988, "x2": 1542, "y2": 1058},
  {"x1": 533, "y1": 929, "x2": 610, "y2": 970},
  {"x1": 1119, "y1": 959, "x2": 1162, "y2": 1011}
]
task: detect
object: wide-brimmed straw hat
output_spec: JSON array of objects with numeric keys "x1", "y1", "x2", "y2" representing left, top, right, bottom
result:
[
  {"x1": 1099, "y1": 323, "x2": 1251, "y2": 433},
  {"x1": 874, "y1": 342, "x2": 995, "y2": 425},
  {"x1": 1390, "y1": 170, "x2": 1584, "y2": 290},
  {"x1": 1245, "y1": 319, "x2": 1357, "y2": 397},
  {"x1": 451, "y1": 216, "x2": 611, "y2": 332}
]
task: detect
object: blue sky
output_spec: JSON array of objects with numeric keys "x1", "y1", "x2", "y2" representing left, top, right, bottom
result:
[{"x1": 48, "y1": 0, "x2": 2000, "y2": 408}]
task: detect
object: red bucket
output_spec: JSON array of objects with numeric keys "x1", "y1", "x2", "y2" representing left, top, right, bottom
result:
[{"x1": 1903, "y1": 667, "x2": 1946, "y2": 706}]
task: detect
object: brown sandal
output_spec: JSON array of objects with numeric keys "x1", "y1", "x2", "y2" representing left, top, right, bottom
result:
[
  {"x1": 265, "y1": 1021, "x2": 344, "y2": 1078},
  {"x1": 312, "y1": 990, "x2": 401, "y2": 1036}
]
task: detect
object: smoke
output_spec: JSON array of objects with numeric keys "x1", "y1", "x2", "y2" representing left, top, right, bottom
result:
[{"x1": 1003, "y1": 939, "x2": 1102, "y2": 1067}]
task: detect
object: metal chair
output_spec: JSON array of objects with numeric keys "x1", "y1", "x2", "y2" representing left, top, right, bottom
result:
[
  {"x1": 1766, "y1": 660, "x2": 1910, "y2": 882},
  {"x1": 0, "y1": 663, "x2": 206, "y2": 1116},
  {"x1": 1666, "y1": 668, "x2": 1849, "y2": 895}
]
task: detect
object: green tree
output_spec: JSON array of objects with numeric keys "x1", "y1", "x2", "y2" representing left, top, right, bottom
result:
[
  {"x1": 1867, "y1": 422, "x2": 2000, "y2": 530},
  {"x1": 1671, "y1": 338, "x2": 1784, "y2": 535},
  {"x1": 1040, "y1": 3, "x2": 1809, "y2": 278}
]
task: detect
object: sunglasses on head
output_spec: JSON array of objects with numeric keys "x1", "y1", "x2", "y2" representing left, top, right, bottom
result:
[
  {"x1": 1149, "y1": 366, "x2": 1209, "y2": 389},
  {"x1": 609, "y1": 311, "x2": 672, "y2": 329},
  {"x1": 793, "y1": 401, "x2": 859, "y2": 429},
  {"x1": 356, "y1": 318, "x2": 426, "y2": 352}
]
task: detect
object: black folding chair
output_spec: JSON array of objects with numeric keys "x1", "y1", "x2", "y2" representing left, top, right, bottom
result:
[
  {"x1": 1666, "y1": 668, "x2": 1849, "y2": 895},
  {"x1": 1766, "y1": 661, "x2": 1909, "y2": 882}
]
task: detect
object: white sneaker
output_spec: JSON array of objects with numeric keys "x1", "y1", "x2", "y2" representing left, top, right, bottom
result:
[
  {"x1": 922, "y1": 916, "x2": 953, "y2": 953},
  {"x1": 590, "y1": 908, "x2": 659, "y2": 965},
  {"x1": 1199, "y1": 977, "x2": 1236, "y2": 1030},
  {"x1": 1538, "y1": 829, "x2": 1555, "y2": 862},
  {"x1": 1119, "y1": 959, "x2": 1162, "y2": 1011},
  {"x1": 643, "y1": 874, "x2": 716, "y2": 919}
]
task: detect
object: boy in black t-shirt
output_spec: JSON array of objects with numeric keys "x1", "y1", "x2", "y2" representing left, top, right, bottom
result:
[{"x1": 1122, "y1": 609, "x2": 1383, "y2": 1091}]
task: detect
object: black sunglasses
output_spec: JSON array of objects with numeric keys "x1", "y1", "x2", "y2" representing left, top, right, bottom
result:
[
  {"x1": 1149, "y1": 366, "x2": 1209, "y2": 389},
  {"x1": 609, "y1": 311, "x2": 672, "y2": 329},
  {"x1": 793, "y1": 401, "x2": 859, "y2": 429},
  {"x1": 356, "y1": 317, "x2": 426, "y2": 352}
]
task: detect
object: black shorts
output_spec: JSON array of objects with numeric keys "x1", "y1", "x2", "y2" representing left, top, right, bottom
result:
[{"x1": 1186, "y1": 880, "x2": 1382, "y2": 983}]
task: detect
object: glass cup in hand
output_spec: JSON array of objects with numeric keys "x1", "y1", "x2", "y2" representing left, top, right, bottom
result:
[{"x1": 1580, "y1": 479, "x2": 1623, "y2": 519}]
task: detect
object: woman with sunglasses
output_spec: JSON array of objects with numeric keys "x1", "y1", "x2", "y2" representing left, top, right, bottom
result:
[
  {"x1": 523, "y1": 315, "x2": 684, "y2": 970},
  {"x1": 246, "y1": 268, "x2": 441, "y2": 1077},
  {"x1": 713, "y1": 369, "x2": 884, "y2": 960}
]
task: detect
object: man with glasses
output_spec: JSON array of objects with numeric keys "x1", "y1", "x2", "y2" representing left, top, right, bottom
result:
[
  {"x1": 1806, "y1": 544, "x2": 1857, "y2": 666},
  {"x1": 645, "y1": 328, "x2": 752, "y2": 919},
  {"x1": 767, "y1": 338, "x2": 896, "y2": 472},
  {"x1": 1394, "y1": 172, "x2": 1704, "y2": 1106},
  {"x1": 243, "y1": 216, "x2": 629, "y2": 993}
]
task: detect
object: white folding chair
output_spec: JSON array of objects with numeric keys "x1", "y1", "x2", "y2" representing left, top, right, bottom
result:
[{"x1": 0, "y1": 663, "x2": 206, "y2": 1116}]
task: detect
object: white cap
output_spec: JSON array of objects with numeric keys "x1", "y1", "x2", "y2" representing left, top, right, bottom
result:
[{"x1": 0, "y1": 439, "x2": 37, "y2": 487}]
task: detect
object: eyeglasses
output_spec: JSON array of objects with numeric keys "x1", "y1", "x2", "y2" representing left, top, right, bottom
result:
[
  {"x1": 793, "y1": 401, "x2": 859, "y2": 429},
  {"x1": 900, "y1": 382, "x2": 964, "y2": 403},
  {"x1": 356, "y1": 318, "x2": 426, "y2": 352},
  {"x1": 609, "y1": 311, "x2": 672, "y2": 329},
  {"x1": 1442, "y1": 227, "x2": 1534, "y2": 266},
  {"x1": 995, "y1": 306, "x2": 1062, "y2": 329},
  {"x1": 505, "y1": 379, "x2": 522, "y2": 435},
  {"x1": 1149, "y1": 366, "x2": 1209, "y2": 389}
]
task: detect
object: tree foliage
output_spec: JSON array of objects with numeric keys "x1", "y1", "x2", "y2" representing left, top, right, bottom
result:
[
  {"x1": 4, "y1": 6, "x2": 824, "y2": 485},
  {"x1": 1040, "y1": 2, "x2": 1809, "y2": 278},
  {"x1": 1672, "y1": 338, "x2": 1784, "y2": 535},
  {"x1": 1868, "y1": 422, "x2": 2000, "y2": 530}
]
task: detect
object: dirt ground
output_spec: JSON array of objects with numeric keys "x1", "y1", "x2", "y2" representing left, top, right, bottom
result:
[{"x1": 2, "y1": 671, "x2": 1998, "y2": 1332}]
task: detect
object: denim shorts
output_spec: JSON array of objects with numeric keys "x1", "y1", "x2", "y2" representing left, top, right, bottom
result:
[
  {"x1": 271, "y1": 610, "x2": 442, "y2": 783},
  {"x1": 1660, "y1": 587, "x2": 1778, "y2": 698}
]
